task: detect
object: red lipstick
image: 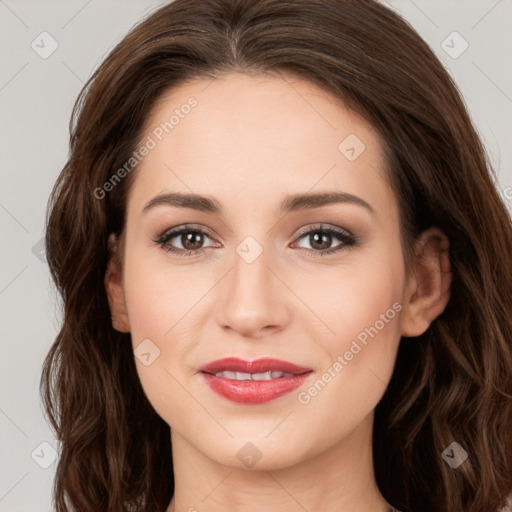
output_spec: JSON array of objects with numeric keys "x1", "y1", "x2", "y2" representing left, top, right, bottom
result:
[{"x1": 198, "y1": 357, "x2": 313, "y2": 404}]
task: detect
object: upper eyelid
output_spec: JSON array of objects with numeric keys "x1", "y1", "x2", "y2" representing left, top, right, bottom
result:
[
  {"x1": 157, "y1": 223, "x2": 353, "y2": 245},
  {"x1": 158, "y1": 224, "x2": 216, "y2": 241},
  {"x1": 294, "y1": 223, "x2": 353, "y2": 238}
]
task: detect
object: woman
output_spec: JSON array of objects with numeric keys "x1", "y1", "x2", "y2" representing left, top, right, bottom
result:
[{"x1": 41, "y1": 0, "x2": 512, "y2": 511}]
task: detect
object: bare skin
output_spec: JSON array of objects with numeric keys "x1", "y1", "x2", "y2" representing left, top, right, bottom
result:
[{"x1": 105, "y1": 72, "x2": 451, "y2": 512}]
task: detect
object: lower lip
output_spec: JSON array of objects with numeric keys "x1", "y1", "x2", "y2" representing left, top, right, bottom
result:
[{"x1": 201, "y1": 372, "x2": 312, "y2": 404}]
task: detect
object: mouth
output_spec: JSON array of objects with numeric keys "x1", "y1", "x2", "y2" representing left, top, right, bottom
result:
[{"x1": 198, "y1": 357, "x2": 313, "y2": 404}]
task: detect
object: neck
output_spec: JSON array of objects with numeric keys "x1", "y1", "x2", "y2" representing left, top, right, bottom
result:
[{"x1": 166, "y1": 412, "x2": 393, "y2": 512}]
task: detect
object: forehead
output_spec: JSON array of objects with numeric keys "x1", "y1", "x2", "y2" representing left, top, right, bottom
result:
[{"x1": 128, "y1": 72, "x2": 395, "y2": 219}]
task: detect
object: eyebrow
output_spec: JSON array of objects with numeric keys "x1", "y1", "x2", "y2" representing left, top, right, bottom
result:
[{"x1": 143, "y1": 191, "x2": 376, "y2": 216}]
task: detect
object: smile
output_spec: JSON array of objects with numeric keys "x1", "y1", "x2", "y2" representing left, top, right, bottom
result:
[{"x1": 198, "y1": 357, "x2": 313, "y2": 404}]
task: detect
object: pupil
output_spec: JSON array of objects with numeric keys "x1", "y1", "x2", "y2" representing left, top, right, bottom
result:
[
  {"x1": 183, "y1": 232, "x2": 203, "y2": 250},
  {"x1": 311, "y1": 232, "x2": 331, "y2": 250},
  {"x1": 179, "y1": 230, "x2": 333, "y2": 251}
]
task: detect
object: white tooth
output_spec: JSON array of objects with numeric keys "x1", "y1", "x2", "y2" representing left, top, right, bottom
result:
[
  {"x1": 251, "y1": 371, "x2": 273, "y2": 381},
  {"x1": 235, "y1": 371, "x2": 252, "y2": 381},
  {"x1": 213, "y1": 370, "x2": 296, "y2": 380}
]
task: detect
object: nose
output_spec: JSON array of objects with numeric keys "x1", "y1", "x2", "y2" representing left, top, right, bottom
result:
[{"x1": 215, "y1": 243, "x2": 291, "y2": 339}]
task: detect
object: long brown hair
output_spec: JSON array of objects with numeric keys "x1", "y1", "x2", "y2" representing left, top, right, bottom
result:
[{"x1": 41, "y1": 0, "x2": 512, "y2": 510}]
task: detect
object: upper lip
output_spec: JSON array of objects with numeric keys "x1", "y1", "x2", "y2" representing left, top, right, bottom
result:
[{"x1": 199, "y1": 357, "x2": 312, "y2": 375}]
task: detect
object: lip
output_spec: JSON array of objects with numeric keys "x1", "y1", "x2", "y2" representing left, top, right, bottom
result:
[
  {"x1": 199, "y1": 357, "x2": 313, "y2": 404},
  {"x1": 199, "y1": 357, "x2": 312, "y2": 375}
]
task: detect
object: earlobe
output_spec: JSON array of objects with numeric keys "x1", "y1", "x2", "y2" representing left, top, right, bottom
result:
[
  {"x1": 400, "y1": 227, "x2": 452, "y2": 337},
  {"x1": 104, "y1": 233, "x2": 131, "y2": 333}
]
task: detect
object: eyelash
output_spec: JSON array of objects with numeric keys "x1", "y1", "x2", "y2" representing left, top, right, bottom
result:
[{"x1": 154, "y1": 223, "x2": 357, "y2": 259}]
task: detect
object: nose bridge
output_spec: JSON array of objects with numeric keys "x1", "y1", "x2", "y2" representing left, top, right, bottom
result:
[
  {"x1": 216, "y1": 234, "x2": 289, "y2": 335},
  {"x1": 230, "y1": 235, "x2": 275, "y2": 304}
]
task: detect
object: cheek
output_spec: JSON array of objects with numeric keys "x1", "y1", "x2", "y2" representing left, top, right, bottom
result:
[
  {"x1": 297, "y1": 249, "x2": 405, "y2": 412},
  {"x1": 123, "y1": 246, "x2": 209, "y2": 343},
  {"x1": 313, "y1": 247, "x2": 405, "y2": 355},
  {"x1": 122, "y1": 249, "x2": 205, "y2": 425}
]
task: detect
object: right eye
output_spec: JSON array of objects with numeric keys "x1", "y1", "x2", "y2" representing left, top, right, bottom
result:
[{"x1": 155, "y1": 225, "x2": 219, "y2": 257}]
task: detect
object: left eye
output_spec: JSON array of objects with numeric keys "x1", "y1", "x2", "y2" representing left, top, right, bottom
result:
[
  {"x1": 155, "y1": 224, "x2": 356, "y2": 257},
  {"x1": 294, "y1": 228, "x2": 350, "y2": 251}
]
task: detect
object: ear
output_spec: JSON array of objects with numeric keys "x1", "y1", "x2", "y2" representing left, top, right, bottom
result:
[
  {"x1": 104, "y1": 233, "x2": 130, "y2": 333},
  {"x1": 400, "y1": 227, "x2": 452, "y2": 337}
]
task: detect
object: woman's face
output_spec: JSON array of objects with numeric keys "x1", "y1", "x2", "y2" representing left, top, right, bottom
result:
[{"x1": 109, "y1": 72, "x2": 414, "y2": 469}]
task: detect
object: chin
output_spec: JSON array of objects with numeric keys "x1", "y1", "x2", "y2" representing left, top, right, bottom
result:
[{"x1": 195, "y1": 433, "x2": 312, "y2": 472}]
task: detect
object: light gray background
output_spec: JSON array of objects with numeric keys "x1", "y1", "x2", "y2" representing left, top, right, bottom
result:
[{"x1": 1, "y1": 1, "x2": 511, "y2": 511}]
